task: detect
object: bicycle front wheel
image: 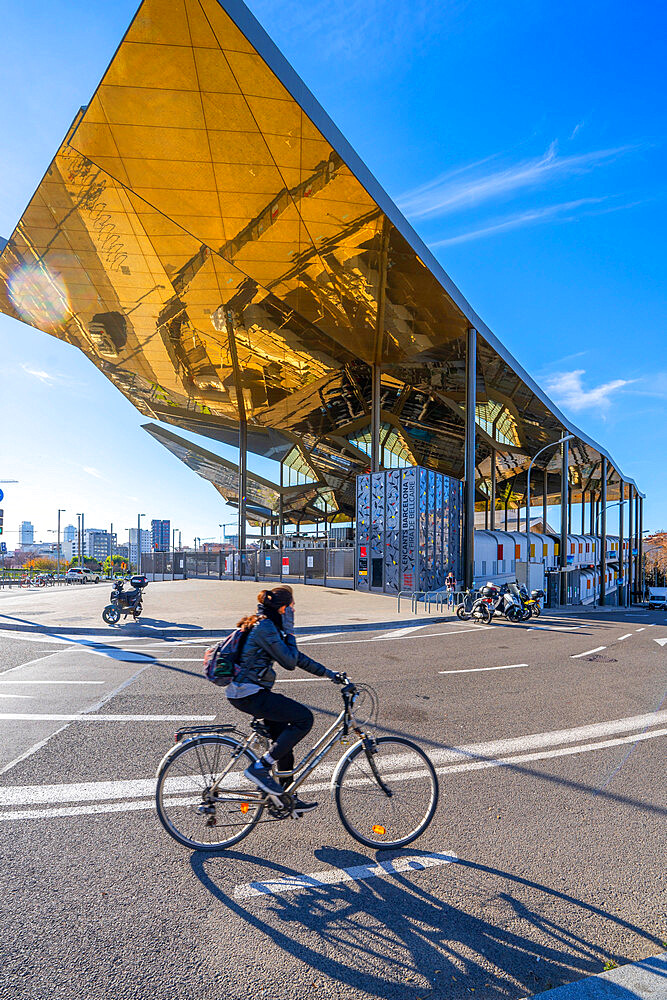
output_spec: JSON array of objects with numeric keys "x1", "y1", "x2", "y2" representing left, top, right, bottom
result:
[
  {"x1": 335, "y1": 736, "x2": 438, "y2": 849},
  {"x1": 156, "y1": 735, "x2": 264, "y2": 851}
]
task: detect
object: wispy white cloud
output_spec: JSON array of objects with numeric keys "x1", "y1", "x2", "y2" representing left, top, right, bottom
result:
[
  {"x1": 544, "y1": 369, "x2": 635, "y2": 413},
  {"x1": 83, "y1": 466, "x2": 109, "y2": 482},
  {"x1": 569, "y1": 120, "x2": 585, "y2": 140},
  {"x1": 429, "y1": 197, "x2": 607, "y2": 247},
  {"x1": 21, "y1": 363, "x2": 59, "y2": 384},
  {"x1": 398, "y1": 141, "x2": 638, "y2": 220}
]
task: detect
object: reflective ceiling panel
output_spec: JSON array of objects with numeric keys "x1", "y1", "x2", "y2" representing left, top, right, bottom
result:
[{"x1": 0, "y1": 0, "x2": 641, "y2": 516}]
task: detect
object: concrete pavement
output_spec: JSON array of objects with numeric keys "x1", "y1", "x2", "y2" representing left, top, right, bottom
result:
[{"x1": 522, "y1": 951, "x2": 667, "y2": 998}]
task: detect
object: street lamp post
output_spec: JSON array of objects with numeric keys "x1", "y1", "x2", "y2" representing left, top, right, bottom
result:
[
  {"x1": 76, "y1": 513, "x2": 83, "y2": 569},
  {"x1": 172, "y1": 527, "x2": 179, "y2": 581},
  {"x1": 137, "y1": 513, "x2": 146, "y2": 575},
  {"x1": 56, "y1": 508, "x2": 65, "y2": 581},
  {"x1": 525, "y1": 435, "x2": 573, "y2": 588}
]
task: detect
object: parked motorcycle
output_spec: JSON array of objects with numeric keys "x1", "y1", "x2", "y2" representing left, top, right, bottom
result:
[
  {"x1": 102, "y1": 575, "x2": 148, "y2": 625},
  {"x1": 473, "y1": 582, "x2": 526, "y2": 623},
  {"x1": 456, "y1": 588, "x2": 491, "y2": 624},
  {"x1": 518, "y1": 585, "x2": 545, "y2": 618}
]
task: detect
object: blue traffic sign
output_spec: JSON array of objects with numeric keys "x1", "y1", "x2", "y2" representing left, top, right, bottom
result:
[
  {"x1": 0, "y1": 542, "x2": 6, "y2": 553},
  {"x1": 0, "y1": 489, "x2": 4, "y2": 502}
]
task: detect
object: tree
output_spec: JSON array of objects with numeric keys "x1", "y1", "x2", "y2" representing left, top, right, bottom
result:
[
  {"x1": 104, "y1": 555, "x2": 126, "y2": 575},
  {"x1": 28, "y1": 558, "x2": 57, "y2": 573},
  {"x1": 69, "y1": 556, "x2": 103, "y2": 572}
]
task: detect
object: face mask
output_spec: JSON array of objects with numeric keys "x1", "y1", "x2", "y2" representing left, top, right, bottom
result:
[{"x1": 282, "y1": 604, "x2": 295, "y2": 633}]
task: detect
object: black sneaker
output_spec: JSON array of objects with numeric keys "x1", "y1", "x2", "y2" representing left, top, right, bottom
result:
[
  {"x1": 244, "y1": 760, "x2": 284, "y2": 802},
  {"x1": 291, "y1": 796, "x2": 318, "y2": 816}
]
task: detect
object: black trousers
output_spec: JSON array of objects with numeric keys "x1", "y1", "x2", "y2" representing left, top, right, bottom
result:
[{"x1": 230, "y1": 689, "x2": 314, "y2": 778}]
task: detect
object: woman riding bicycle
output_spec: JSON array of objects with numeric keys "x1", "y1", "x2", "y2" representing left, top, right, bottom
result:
[{"x1": 226, "y1": 586, "x2": 343, "y2": 814}]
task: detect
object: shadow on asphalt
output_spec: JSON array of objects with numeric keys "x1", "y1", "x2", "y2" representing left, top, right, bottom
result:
[
  {"x1": 190, "y1": 847, "x2": 663, "y2": 998},
  {"x1": 0, "y1": 611, "x2": 204, "y2": 638}
]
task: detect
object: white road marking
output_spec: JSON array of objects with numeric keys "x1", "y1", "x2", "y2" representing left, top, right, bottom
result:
[
  {"x1": 571, "y1": 646, "x2": 607, "y2": 659},
  {"x1": 0, "y1": 693, "x2": 35, "y2": 699},
  {"x1": 152, "y1": 658, "x2": 202, "y2": 661},
  {"x1": 527, "y1": 625, "x2": 582, "y2": 632},
  {"x1": 636, "y1": 628, "x2": 646, "y2": 632},
  {"x1": 648, "y1": 624, "x2": 656, "y2": 627},
  {"x1": 617, "y1": 634, "x2": 633, "y2": 641},
  {"x1": 303, "y1": 627, "x2": 490, "y2": 645},
  {"x1": 439, "y1": 663, "x2": 528, "y2": 675},
  {"x1": 234, "y1": 851, "x2": 459, "y2": 900},
  {"x1": 0, "y1": 680, "x2": 104, "y2": 685},
  {"x1": 0, "y1": 663, "x2": 153, "y2": 776},
  {"x1": 3, "y1": 727, "x2": 665, "y2": 823},
  {"x1": 275, "y1": 677, "x2": 326, "y2": 683},
  {"x1": 654, "y1": 638, "x2": 667, "y2": 648},
  {"x1": 0, "y1": 713, "x2": 216, "y2": 722},
  {"x1": 2, "y1": 710, "x2": 665, "y2": 820},
  {"x1": 372, "y1": 626, "x2": 426, "y2": 640},
  {"x1": 0, "y1": 650, "x2": 72, "y2": 676}
]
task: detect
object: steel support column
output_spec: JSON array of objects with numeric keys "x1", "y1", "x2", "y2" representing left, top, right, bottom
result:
[
  {"x1": 490, "y1": 450, "x2": 496, "y2": 530},
  {"x1": 639, "y1": 496, "x2": 644, "y2": 601},
  {"x1": 590, "y1": 490, "x2": 595, "y2": 536},
  {"x1": 227, "y1": 309, "x2": 247, "y2": 562},
  {"x1": 618, "y1": 483, "x2": 625, "y2": 606},
  {"x1": 559, "y1": 439, "x2": 569, "y2": 605},
  {"x1": 464, "y1": 327, "x2": 477, "y2": 590},
  {"x1": 568, "y1": 488, "x2": 572, "y2": 535},
  {"x1": 628, "y1": 486, "x2": 634, "y2": 603},
  {"x1": 600, "y1": 457, "x2": 607, "y2": 606},
  {"x1": 543, "y1": 469, "x2": 548, "y2": 533},
  {"x1": 370, "y1": 363, "x2": 381, "y2": 473},
  {"x1": 581, "y1": 491, "x2": 586, "y2": 535}
]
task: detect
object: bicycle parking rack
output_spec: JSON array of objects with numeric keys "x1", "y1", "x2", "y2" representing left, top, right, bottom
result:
[{"x1": 397, "y1": 590, "x2": 453, "y2": 614}]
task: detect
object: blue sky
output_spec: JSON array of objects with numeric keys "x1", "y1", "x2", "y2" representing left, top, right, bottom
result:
[{"x1": 0, "y1": 0, "x2": 665, "y2": 546}]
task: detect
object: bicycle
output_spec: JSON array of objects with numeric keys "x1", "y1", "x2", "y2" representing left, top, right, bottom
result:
[{"x1": 155, "y1": 676, "x2": 439, "y2": 852}]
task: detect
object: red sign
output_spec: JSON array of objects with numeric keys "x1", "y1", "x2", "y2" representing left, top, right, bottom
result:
[
  {"x1": 282, "y1": 557, "x2": 289, "y2": 568},
  {"x1": 360, "y1": 546, "x2": 367, "y2": 557}
]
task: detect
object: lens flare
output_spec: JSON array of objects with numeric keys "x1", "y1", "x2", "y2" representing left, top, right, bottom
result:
[{"x1": 8, "y1": 263, "x2": 69, "y2": 330}]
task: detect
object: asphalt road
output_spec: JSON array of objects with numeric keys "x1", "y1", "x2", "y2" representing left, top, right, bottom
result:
[{"x1": 0, "y1": 592, "x2": 665, "y2": 1000}]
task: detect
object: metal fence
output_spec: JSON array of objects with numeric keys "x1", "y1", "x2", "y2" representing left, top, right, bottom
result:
[{"x1": 140, "y1": 547, "x2": 354, "y2": 588}]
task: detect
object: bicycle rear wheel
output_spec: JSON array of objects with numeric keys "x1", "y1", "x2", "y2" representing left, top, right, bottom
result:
[
  {"x1": 156, "y1": 735, "x2": 264, "y2": 850},
  {"x1": 334, "y1": 736, "x2": 438, "y2": 849}
]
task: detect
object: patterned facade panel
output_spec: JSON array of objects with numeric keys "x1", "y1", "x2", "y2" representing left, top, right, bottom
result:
[
  {"x1": 356, "y1": 466, "x2": 462, "y2": 594},
  {"x1": 384, "y1": 470, "x2": 401, "y2": 594},
  {"x1": 419, "y1": 468, "x2": 428, "y2": 590},
  {"x1": 400, "y1": 468, "x2": 418, "y2": 592},
  {"x1": 435, "y1": 473, "x2": 443, "y2": 589},
  {"x1": 355, "y1": 474, "x2": 371, "y2": 590},
  {"x1": 370, "y1": 473, "x2": 385, "y2": 590}
]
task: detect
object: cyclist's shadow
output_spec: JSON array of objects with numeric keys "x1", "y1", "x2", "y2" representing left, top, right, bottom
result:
[{"x1": 189, "y1": 846, "x2": 659, "y2": 997}]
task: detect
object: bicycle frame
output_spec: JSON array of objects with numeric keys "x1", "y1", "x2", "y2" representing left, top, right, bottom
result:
[{"x1": 206, "y1": 694, "x2": 366, "y2": 801}]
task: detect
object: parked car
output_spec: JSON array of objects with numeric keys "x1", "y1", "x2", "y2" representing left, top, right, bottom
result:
[
  {"x1": 65, "y1": 568, "x2": 101, "y2": 584},
  {"x1": 647, "y1": 594, "x2": 667, "y2": 610}
]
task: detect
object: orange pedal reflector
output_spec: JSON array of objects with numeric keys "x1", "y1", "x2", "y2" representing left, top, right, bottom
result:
[
  {"x1": 372, "y1": 824, "x2": 386, "y2": 835},
  {"x1": 240, "y1": 802, "x2": 250, "y2": 814}
]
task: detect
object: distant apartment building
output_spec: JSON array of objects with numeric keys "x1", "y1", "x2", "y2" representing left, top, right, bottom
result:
[
  {"x1": 69, "y1": 529, "x2": 117, "y2": 563},
  {"x1": 19, "y1": 521, "x2": 34, "y2": 546},
  {"x1": 63, "y1": 524, "x2": 76, "y2": 543},
  {"x1": 129, "y1": 528, "x2": 151, "y2": 568},
  {"x1": 151, "y1": 518, "x2": 170, "y2": 552}
]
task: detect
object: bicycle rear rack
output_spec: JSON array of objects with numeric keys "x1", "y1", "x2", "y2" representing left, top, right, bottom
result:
[{"x1": 174, "y1": 724, "x2": 239, "y2": 743}]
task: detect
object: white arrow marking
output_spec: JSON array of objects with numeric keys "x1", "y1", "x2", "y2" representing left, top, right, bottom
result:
[
  {"x1": 235, "y1": 852, "x2": 459, "y2": 899},
  {"x1": 654, "y1": 638, "x2": 667, "y2": 647}
]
